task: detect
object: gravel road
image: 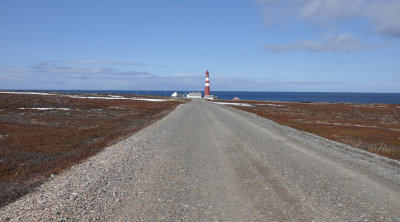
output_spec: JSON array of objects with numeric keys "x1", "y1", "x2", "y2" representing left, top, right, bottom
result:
[{"x1": 1, "y1": 99, "x2": 400, "y2": 221}]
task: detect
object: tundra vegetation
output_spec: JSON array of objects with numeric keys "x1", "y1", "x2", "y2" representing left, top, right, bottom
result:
[
  {"x1": 0, "y1": 92, "x2": 184, "y2": 207},
  {"x1": 228, "y1": 100, "x2": 400, "y2": 161}
]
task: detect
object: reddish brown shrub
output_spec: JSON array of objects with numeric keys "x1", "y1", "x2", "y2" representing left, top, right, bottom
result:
[
  {"x1": 228, "y1": 100, "x2": 400, "y2": 160},
  {"x1": 0, "y1": 92, "x2": 184, "y2": 207}
]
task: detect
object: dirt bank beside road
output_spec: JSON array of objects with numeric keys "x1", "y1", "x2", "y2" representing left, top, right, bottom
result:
[
  {"x1": 217, "y1": 100, "x2": 400, "y2": 160},
  {"x1": 0, "y1": 91, "x2": 184, "y2": 208}
]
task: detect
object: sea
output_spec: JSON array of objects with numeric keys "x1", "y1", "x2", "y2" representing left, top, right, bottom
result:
[{"x1": 28, "y1": 90, "x2": 400, "y2": 104}]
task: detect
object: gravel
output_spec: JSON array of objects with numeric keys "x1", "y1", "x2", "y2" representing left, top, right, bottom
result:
[{"x1": 1, "y1": 99, "x2": 400, "y2": 221}]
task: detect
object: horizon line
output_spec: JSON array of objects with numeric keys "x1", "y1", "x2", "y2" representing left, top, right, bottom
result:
[{"x1": 1, "y1": 89, "x2": 400, "y2": 94}]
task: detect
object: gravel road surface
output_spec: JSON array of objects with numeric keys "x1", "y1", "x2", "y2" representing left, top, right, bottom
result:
[{"x1": 1, "y1": 99, "x2": 400, "y2": 221}]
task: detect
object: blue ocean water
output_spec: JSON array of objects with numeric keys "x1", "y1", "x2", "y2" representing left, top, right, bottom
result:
[{"x1": 36, "y1": 90, "x2": 400, "y2": 104}]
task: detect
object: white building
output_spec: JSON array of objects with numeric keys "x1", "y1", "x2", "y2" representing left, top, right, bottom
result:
[
  {"x1": 204, "y1": 95, "x2": 218, "y2": 100},
  {"x1": 187, "y1": 92, "x2": 202, "y2": 99},
  {"x1": 171, "y1": 91, "x2": 184, "y2": 98}
]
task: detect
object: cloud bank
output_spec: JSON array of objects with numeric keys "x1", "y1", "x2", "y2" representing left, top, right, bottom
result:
[
  {"x1": 39, "y1": 60, "x2": 147, "y2": 66},
  {"x1": 0, "y1": 61, "x2": 346, "y2": 91},
  {"x1": 264, "y1": 33, "x2": 365, "y2": 53},
  {"x1": 259, "y1": 0, "x2": 400, "y2": 52},
  {"x1": 259, "y1": 0, "x2": 400, "y2": 37}
]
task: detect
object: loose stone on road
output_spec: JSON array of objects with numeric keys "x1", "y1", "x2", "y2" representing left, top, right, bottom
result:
[{"x1": 1, "y1": 99, "x2": 400, "y2": 221}]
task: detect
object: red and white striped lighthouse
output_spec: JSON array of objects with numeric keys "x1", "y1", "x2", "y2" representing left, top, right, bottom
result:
[{"x1": 204, "y1": 70, "x2": 210, "y2": 97}]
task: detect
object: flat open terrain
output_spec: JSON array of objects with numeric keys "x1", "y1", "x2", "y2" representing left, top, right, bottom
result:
[
  {"x1": 0, "y1": 91, "x2": 183, "y2": 207},
  {"x1": 216, "y1": 100, "x2": 400, "y2": 160},
  {"x1": 1, "y1": 99, "x2": 399, "y2": 221}
]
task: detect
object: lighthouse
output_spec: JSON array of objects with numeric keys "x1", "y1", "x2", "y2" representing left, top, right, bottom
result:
[
  {"x1": 203, "y1": 70, "x2": 217, "y2": 100},
  {"x1": 204, "y1": 70, "x2": 210, "y2": 97}
]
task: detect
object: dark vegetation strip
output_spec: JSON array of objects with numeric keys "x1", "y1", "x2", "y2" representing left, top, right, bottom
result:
[
  {"x1": 0, "y1": 92, "x2": 185, "y2": 208},
  {"x1": 226, "y1": 100, "x2": 400, "y2": 160}
]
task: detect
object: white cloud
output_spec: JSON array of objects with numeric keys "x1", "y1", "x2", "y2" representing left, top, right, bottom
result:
[
  {"x1": 259, "y1": 0, "x2": 400, "y2": 38},
  {"x1": 167, "y1": 73, "x2": 202, "y2": 77},
  {"x1": 0, "y1": 62, "x2": 344, "y2": 91},
  {"x1": 297, "y1": 0, "x2": 366, "y2": 22},
  {"x1": 33, "y1": 65, "x2": 117, "y2": 75},
  {"x1": 39, "y1": 60, "x2": 147, "y2": 66},
  {"x1": 212, "y1": 76, "x2": 342, "y2": 90},
  {"x1": 0, "y1": 74, "x2": 23, "y2": 81},
  {"x1": 28, "y1": 61, "x2": 154, "y2": 78},
  {"x1": 367, "y1": 1, "x2": 400, "y2": 37},
  {"x1": 264, "y1": 33, "x2": 365, "y2": 52}
]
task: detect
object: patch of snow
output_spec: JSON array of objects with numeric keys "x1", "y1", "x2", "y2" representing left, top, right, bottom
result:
[
  {"x1": 258, "y1": 104, "x2": 284, "y2": 107},
  {"x1": 130, "y1": 98, "x2": 168, "y2": 102},
  {"x1": 0, "y1": 91, "x2": 56, "y2": 96},
  {"x1": 1, "y1": 91, "x2": 169, "y2": 102},
  {"x1": 66, "y1": 95, "x2": 168, "y2": 101},
  {"x1": 66, "y1": 95, "x2": 126, "y2": 100},
  {"x1": 18, "y1": 108, "x2": 71, "y2": 111},
  {"x1": 108, "y1": 95, "x2": 125, "y2": 98},
  {"x1": 213, "y1": 102, "x2": 253, "y2": 107}
]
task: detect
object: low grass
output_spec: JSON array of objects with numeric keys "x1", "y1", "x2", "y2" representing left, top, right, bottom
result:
[
  {"x1": 0, "y1": 92, "x2": 185, "y2": 208},
  {"x1": 226, "y1": 100, "x2": 400, "y2": 160}
]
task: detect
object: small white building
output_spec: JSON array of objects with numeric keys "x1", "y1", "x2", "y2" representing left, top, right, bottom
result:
[
  {"x1": 204, "y1": 95, "x2": 218, "y2": 100},
  {"x1": 187, "y1": 92, "x2": 202, "y2": 99},
  {"x1": 171, "y1": 91, "x2": 184, "y2": 98}
]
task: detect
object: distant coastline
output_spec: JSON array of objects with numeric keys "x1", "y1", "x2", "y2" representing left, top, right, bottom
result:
[{"x1": 2, "y1": 90, "x2": 400, "y2": 104}]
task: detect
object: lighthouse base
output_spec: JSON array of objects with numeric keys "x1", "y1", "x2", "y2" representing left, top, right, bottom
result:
[{"x1": 204, "y1": 95, "x2": 218, "y2": 100}]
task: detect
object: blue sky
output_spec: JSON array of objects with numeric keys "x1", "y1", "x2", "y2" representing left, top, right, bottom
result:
[{"x1": 0, "y1": 0, "x2": 399, "y2": 92}]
